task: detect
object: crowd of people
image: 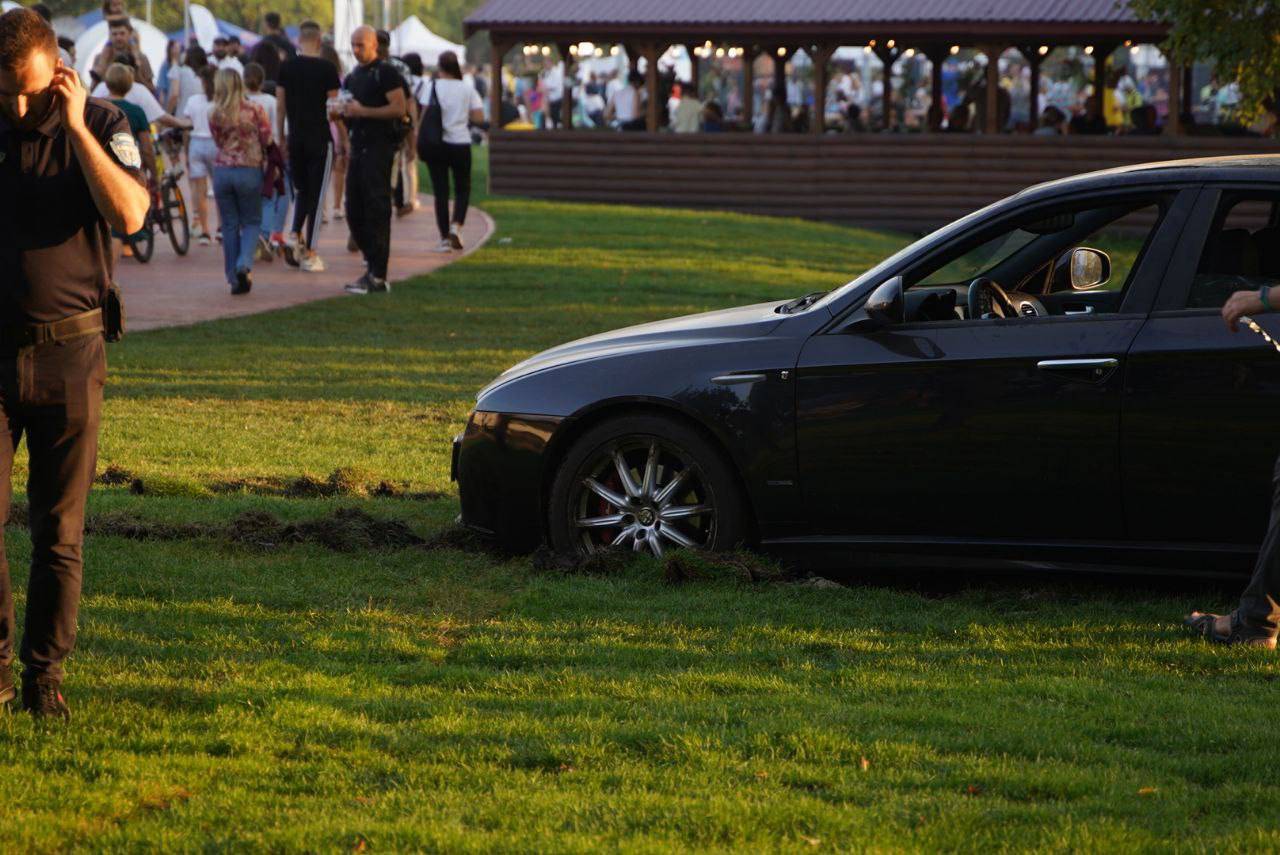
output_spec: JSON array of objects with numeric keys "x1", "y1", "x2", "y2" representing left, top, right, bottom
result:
[
  {"x1": 498, "y1": 47, "x2": 1273, "y2": 139},
  {"x1": 39, "y1": 1, "x2": 488, "y2": 296}
]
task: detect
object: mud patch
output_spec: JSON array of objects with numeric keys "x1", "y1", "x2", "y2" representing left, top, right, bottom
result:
[
  {"x1": 662, "y1": 550, "x2": 790, "y2": 585},
  {"x1": 211, "y1": 468, "x2": 448, "y2": 501},
  {"x1": 96, "y1": 465, "x2": 135, "y2": 486},
  {"x1": 78, "y1": 508, "x2": 426, "y2": 553},
  {"x1": 421, "y1": 525, "x2": 511, "y2": 557}
]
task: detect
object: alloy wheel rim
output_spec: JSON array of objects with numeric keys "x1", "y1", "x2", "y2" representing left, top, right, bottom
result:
[{"x1": 571, "y1": 437, "x2": 716, "y2": 558}]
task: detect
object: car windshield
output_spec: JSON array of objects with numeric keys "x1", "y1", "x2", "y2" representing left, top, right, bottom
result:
[{"x1": 815, "y1": 198, "x2": 1008, "y2": 310}]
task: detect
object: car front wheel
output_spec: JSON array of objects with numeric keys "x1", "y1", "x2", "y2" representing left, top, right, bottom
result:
[{"x1": 548, "y1": 414, "x2": 748, "y2": 558}]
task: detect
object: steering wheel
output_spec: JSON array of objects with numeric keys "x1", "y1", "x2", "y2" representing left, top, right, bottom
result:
[{"x1": 967, "y1": 277, "x2": 1019, "y2": 320}]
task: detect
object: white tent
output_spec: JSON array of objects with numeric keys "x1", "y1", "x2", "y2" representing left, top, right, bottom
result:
[
  {"x1": 390, "y1": 15, "x2": 465, "y2": 66},
  {"x1": 74, "y1": 16, "x2": 167, "y2": 83},
  {"x1": 183, "y1": 3, "x2": 220, "y2": 52},
  {"x1": 334, "y1": 0, "x2": 363, "y2": 72},
  {"x1": 0, "y1": 2, "x2": 21, "y2": 11}
]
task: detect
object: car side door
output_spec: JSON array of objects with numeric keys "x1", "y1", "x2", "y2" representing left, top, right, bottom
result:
[
  {"x1": 1123, "y1": 185, "x2": 1280, "y2": 549},
  {"x1": 792, "y1": 187, "x2": 1196, "y2": 544}
]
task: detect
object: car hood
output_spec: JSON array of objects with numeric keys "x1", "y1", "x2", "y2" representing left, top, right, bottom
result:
[{"x1": 481, "y1": 300, "x2": 795, "y2": 396}]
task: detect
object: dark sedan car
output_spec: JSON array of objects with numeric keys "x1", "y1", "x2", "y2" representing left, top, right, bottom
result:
[{"x1": 454, "y1": 154, "x2": 1280, "y2": 576}]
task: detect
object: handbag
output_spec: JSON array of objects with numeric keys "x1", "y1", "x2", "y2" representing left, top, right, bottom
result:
[
  {"x1": 418, "y1": 79, "x2": 444, "y2": 148},
  {"x1": 261, "y1": 141, "x2": 286, "y2": 198}
]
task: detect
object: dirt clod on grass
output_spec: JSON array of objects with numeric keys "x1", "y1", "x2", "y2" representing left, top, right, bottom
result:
[
  {"x1": 210, "y1": 469, "x2": 446, "y2": 501},
  {"x1": 96, "y1": 465, "x2": 135, "y2": 485},
  {"x1": 78, "y1": 508, "x2": 426, "y2": 553},
  {"x1": 662, "y1": 549, "x2": 790, "y2": 585}
]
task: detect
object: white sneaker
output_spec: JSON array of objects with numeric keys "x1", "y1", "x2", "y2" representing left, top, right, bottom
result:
[
  {"x1": 432, "y1": 238, "x2": 453, "y2": 253},
  {"x1": 300, "y1": 253, "x2": 326, "y2": 272},
  {"x1": 449, "y1": 223, "x2": 464, "y2": 251}
]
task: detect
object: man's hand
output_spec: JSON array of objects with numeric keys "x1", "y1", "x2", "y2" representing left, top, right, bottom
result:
[
  {"x1": 51, "y1": 64, "x2": 88, "y2": 134},
  {"x1": 343, "y1": 101, "x2": 365, "y2": 119},
  {"x1": 1223, "y1": 289, "x2": 1266, "y2": 332}
]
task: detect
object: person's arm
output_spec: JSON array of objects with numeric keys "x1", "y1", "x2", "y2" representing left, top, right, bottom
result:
[
  {"x1": 55, "y1": 66, "x2": 149, "y2": 235},
  {"x1": 468, "y1": 87, "x2": 483, "y2": 125},
  {"x1": 1223, "y1": 288, "x2": 1275, "y2": 332},
  {"x1": 345, "y1": 86, "x2": 405, "y2": 121},
  {"x1": 275, "y1": 85, "x2": 288, "y2": 150}
]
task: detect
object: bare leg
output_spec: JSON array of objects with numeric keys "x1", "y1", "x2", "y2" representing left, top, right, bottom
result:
[{"x1": 191, "y1": 176, "x2": 210, "y2": 236}]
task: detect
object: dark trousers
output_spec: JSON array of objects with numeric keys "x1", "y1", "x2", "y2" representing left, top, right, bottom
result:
[
  {"x1": 421, "y1": 143, "x2": 471, "y2": 239},
  {"x1": 0, "y1": 334, "x2": 105, "y2": 683},
  {"x1": 289, "y1": 134, "x2": 331, "y2": 250},
  {"x1": 1239, "y1": 454, "x2": 1280, "y2": 634},
  {"x1": 345, "y1": 140, "x2": 394, "y2": 280}
]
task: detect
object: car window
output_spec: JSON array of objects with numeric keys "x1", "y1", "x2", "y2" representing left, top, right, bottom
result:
[
  {"x1": 1186, "y1": 194, "x2": 1280, "y2": 309},
  {"x1": 918, "y1": 229, "x2": 1038, "y2": 287},
  {"x1": 903, "y1": 197, "x2": 1168, "y2": 321}
]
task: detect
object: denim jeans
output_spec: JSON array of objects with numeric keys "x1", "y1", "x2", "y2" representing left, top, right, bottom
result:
[
  {"x1": 213, "y1": 165, "x2": 263, "y2": 285},
  {"x1": 260, "y1": 173, "x2": 292, "y2": 240}
]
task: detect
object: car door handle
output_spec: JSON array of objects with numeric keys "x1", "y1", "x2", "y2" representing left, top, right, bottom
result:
[{"x1": 1037, "y1": 358, "x2": 1119, "y2": 381}]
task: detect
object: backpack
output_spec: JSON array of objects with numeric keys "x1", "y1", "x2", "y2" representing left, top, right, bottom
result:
[{"x1": 418, "y1": 79, "x2": 444, "y2": 148}]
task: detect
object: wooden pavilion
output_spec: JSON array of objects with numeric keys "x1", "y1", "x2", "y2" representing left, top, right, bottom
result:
[{"x1": 464, "y1": 0, "x2": 1280, "y2": 231}]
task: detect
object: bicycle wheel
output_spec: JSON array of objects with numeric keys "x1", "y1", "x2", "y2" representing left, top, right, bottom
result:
[
  {"x1": 128, "y1": 225, "x2": 154, "y2": 263},
  {"x1": 163, "y1": 180, "x2": 190, "y2": 256}
]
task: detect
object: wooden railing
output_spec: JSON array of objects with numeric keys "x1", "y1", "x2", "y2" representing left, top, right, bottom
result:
[{"x1": 489, "y1": 131, "x2": 1280, "y2": 233}]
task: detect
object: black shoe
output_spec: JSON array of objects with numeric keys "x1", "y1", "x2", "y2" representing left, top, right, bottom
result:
[
  {"x1": 281, "y1": 241, "x2": 300, "y2": 268},
  {"x1": 368, "y1": 277, "x2": 390, "y2": 293},
  {"x1": 0, "y1": 668, "x2": 14, "y2": 707},
  {"x1": 22, "y1": 678, "x2": 70, "y2": 720},
  {"x1": 232, "y1": 269, "x2": 252, "y2": 295},
  {"x1": 343, "y1": 272, "x2": 373, "y2": 295},
  {"x1": 347, "y1": 234, "x2": 359, "y2": 253}
]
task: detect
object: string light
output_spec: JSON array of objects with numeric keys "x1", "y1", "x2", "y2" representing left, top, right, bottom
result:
[
  {"x1": 863, "y1": 46, "x2": 873, "y2": 55},
  {"x1": 776, "y1": 46, "x2": 786, "y2": 57},
  {"x1": 541, "y1": 45, "x2": 551, "y2": 56},
  {"x1": 1084, "y1": 45, "x2": 1095, "y2": 55},
  {"x1": 903, "y1": 48, "x2": 915, "y2": 58},
  {"x1": 886, "y1": 38, "x2": 895, "y2": 49},
  {"x1": 609, "y1": 45, "x2": 619, "y2": 56},
  {"x1": 595, "y1": 47, "x2": 605, "y2": 57},
  {"x1": 568, "y1": 45, "x2": 578, "y2": 56},
  {"x1": 949, "y1": 44, "x2": 960, "y2": 55},
  {"x1": 715, "y1": 47, "x2": 725, "y2": 58},
  {"x1": 1038, "y1": 45, "x2": 1049, "y2": 56}
]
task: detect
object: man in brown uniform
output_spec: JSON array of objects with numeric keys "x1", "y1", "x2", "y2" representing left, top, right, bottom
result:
[{"x1": 0, "y1": 9, "x2": 148, "y2": 718}]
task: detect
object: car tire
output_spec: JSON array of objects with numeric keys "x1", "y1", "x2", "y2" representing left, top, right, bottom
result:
[{"x1": 548, "y1": 413, "x2": 749, "y2": 558}]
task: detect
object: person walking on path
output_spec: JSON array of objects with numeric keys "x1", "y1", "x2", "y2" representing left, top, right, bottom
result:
[
  {"x1": 0, "y1": 8, "x2": 149, "y2": 718},
  {"x1": 183, "y1": 64, "x2": 217, "y2": 245},
  {"x1": 1186, "y1": 289, "x2": 1280, "y2": 649},
  {"x1": 208, "y1": 67, "x2": 271, "y2": 295},
  {"x1": 338, "y1": 25, "x2": 405, "y2": 295},
  {"x1": 276, "y1": 20, "x2": 339, "y2": 272},
  {"x1": 243, "y1": 61, "x2": 287, "y2": 261},
  {"x1": 418, "y1": 50, "x2": 482, "y2": 253}
]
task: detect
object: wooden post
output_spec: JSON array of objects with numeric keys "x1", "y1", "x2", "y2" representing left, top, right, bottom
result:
[
  {"x1": 684, "y1": 43, "x2": 700, "y2": 89},
  {"x1": 1092, "y1": 44, "x2": 1112, "y2": 123},
  {"x1": 1017, "y1": 47, "x2": 1043, "y2": 128},
  {"x1": 489, "y1": 37, "x2": 508, "y2": 133},
  {"x1": 873, "y1": 46, "x2": 899, "y2": 131},
  {"x1": 925, "y1": 46, "x2": 946, "y2": 131},
  {"x1": 1166, "y1": 60, "x2": 1182, "y2": 135},
  {"x1": 644, "y1": 43, "x2": 660, "y2": 132},
  {"x1": 811, "y1": 44, "x2": 834, "y2": 134},
  {"x1": 1181, "y1": 65, "x2": 1193, "y2": 116},
  {"x1": 770, "y1": 47, "x2": 790, "y2": 129},
  {"x1": 983, "y1": 44, "x2": 1002, "y2": 133},
  {"x1": 557, "y1": 42, "x2": 574, "y2": 130},
  {"x1": 742, "y1": 47, "x2": 755, "y2": 128}
]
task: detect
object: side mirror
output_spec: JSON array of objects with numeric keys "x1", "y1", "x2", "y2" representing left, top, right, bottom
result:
[
  {"x1": 843, "y1": 276, "x2": 905, "y2": 332},
  {"x1": 1070, "y1": 247, "x2": 1111, "y2": 290}
]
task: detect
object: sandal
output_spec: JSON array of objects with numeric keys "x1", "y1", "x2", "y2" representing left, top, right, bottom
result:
[{"x1": 1184, "y1": 611, "x2": 1277, "y2": 649}]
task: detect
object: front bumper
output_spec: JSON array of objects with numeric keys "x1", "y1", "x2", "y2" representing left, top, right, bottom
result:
[{"x1": 453, "y1": 410, "x2": 565, "y2": 551}]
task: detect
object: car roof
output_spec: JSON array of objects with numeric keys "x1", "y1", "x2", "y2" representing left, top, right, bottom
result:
[{"x1": 1016, "y1": 153, "x2": 1280, "y2": 202}]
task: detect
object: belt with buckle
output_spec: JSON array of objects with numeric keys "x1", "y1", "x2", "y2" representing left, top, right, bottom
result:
[{"x1": 3, "y1": 308, "x2": 104, "y2": 347}]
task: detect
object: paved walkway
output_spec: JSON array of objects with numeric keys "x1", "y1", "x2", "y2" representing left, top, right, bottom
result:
[{"x1": 118, "y1": 196, "x2": 493, "y2": 331}]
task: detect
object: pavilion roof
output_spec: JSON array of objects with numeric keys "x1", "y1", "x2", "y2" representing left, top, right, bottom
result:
[{"x1": 464, "y1": 0, "x2": 1166, "y2": 42}]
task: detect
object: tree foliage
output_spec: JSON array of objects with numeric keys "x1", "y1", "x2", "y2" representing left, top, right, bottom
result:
[{"x1": 1131, "y1": 0, "x2": 1280, "y2": 123}]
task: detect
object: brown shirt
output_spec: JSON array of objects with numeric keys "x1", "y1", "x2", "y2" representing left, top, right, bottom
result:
[{"x1": 0, "y1": 98, "x2": 146, "y2": 323}]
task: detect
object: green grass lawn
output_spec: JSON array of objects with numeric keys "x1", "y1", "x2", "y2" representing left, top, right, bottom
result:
[{"x1": 2, "y1": 150, "x2": 1278, "y2": 851}]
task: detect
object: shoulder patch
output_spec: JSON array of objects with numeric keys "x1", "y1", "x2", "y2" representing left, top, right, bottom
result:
[{"x1": 108, "y1": 132, "x2": 142, "y2": 169}]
